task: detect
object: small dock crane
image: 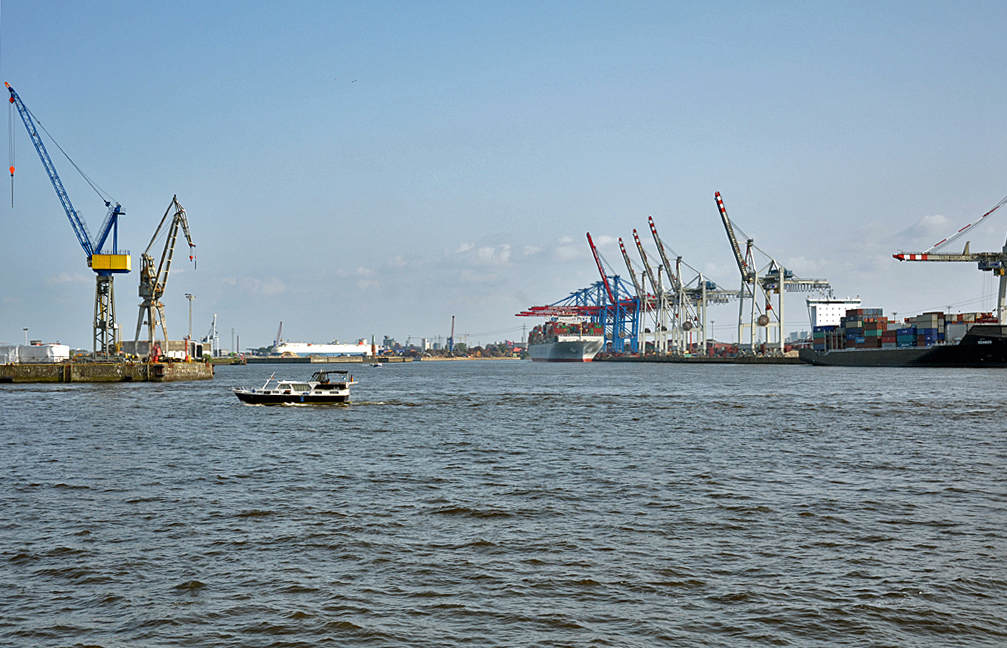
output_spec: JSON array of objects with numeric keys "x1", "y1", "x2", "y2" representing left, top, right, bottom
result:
[
  {"x1": 134, "y1": 195, "x2": 195, "y2": 356},
  {"x1": 7, "y1": 82, "x2": 129, "y2": 353}
]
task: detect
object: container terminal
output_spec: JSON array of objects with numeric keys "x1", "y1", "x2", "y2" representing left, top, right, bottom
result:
[{"x1": 517, "y1": 191, "x2": 1007, "y2": 366}]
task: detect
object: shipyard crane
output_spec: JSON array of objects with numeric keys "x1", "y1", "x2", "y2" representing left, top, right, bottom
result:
[
  {"x1": 7, "y1": 82, "x2": 129, "y2": 353},
  {"x1": 715, "y1": 191, "x2": 830, "y2": 354},
  {"x1": 134, "y1": 196, "x2": 195, "y2": 356},
  {"x1": 893, "y1": 194, "x2": 1007, "y2": 322}
]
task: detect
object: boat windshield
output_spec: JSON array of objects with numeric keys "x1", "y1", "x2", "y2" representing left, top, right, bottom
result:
[{"x1": 310, "y1": 371, "x2": 348, "y2": 383}]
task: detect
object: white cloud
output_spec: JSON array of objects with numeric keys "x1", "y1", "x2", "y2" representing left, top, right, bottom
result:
[
  {"x1": 553, "y1": 242, "x2": 584, "y2": 261},
  {"x1": 47, "y1": 272, "x2": 90, "y2": 286},
  {"x1": 451, "y1": 243, "x2": 512, "y2": 266},
  {"x1": 259, "y1": 278, "x2": 286, "y2": 296},
  {"x1": 337, "y1": 267, "x2": 374, "y2": 278},
  {"x1": 459, "y1": 269, "x2": 501, "y2": 283},
  {"x1": 785, "y1": 256, "x2": 829, "y2": 274},
  {"x1": 221, "y1": 276, "x2": 285, "y2": 296},
  {"x1": 893, "y1": 214, "x2": 951, "y2": 249}
]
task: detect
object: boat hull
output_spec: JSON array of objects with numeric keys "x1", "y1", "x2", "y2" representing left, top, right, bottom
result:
[
  {"x1": 528, "y1": 337, "x2": 604, "y2": 362},
  {"x1": 799, "y1": 324, "x2": 1007, "y2": 367},
  {"x1": 233, "y1": 390, "x2": 350, "y2": 405}
]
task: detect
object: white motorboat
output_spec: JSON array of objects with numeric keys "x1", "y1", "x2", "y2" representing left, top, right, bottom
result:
[{"x1": 233, "y1": 370, "x2": 357, "y2": 405}]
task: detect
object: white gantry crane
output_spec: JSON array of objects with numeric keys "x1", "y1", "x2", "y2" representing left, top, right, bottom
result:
[
  {"x1": 715, "y1": 191, "x2": 830, "y2": 354},
  {"x1": 632, "y1": 228, "x2": 670, "y2": 353},
  {"x1": 893, "y1": 194, "x2": 1007, "y2": 322},
  {"x1": 618, "y1": 237, "x2": 649, "y2": 353},
  {"x1": 648, "y1": 216, "x2": 738, "y2": 356},
  {"x1": 134, "y1": 196, "x2": 195, "y2": 356}
]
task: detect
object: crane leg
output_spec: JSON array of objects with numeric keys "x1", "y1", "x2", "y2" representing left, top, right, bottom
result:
[
  {"x1": 93, "y1": 275, "x2": 117, "y2": 355},
  {"x1": 156, "y1": 303, "x2": 169, "y2": 347},
  {"x1": 134, "y1": 304, "x2": 148, "y2": 350}
]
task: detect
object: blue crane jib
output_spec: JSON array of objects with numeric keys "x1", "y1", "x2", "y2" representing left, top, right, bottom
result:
[{"x1": 6, "y1": 82, "x2": 129, "y2": 273}]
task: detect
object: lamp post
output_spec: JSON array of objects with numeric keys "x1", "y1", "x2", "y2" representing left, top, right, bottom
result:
[
  {"x1": 185, "y1": 293, "x2": 194, "y2": 357},
  {"x1": 23, "y1": 327, "x2": 28, "y2": 345}
]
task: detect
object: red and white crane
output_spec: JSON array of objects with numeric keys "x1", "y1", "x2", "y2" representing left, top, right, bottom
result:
[{"x1": 893, "y1": 194, "x2": 1007, "y2": 322}]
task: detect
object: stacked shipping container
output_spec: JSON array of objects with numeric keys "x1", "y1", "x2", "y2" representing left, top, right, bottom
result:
[
  {"x1": 529, "y1": 320, "x2": 605, "y2": 345},
  {"x1": 812, "y1": 309, "x2": 995, "y2": 352}
]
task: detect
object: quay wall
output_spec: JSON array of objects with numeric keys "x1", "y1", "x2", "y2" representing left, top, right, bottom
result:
[{"x1": 0, "y1": 361, "x2": 213, "y2": 383}]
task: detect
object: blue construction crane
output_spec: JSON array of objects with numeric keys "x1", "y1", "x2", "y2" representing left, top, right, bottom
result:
[{"x1": 7, "y1": 82, "x2": 130, "y2": 353}]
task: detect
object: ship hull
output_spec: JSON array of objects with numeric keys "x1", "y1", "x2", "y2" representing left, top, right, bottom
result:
[
  {"x1": 528, "y1": 337, "x2": 604, "y2": 362},
  {"x1": 234, "y1": 391, "x2": 350, "y2": 405},
  {"x1": 799, "y1": 324, "x2": 1007, "y2": 367}
]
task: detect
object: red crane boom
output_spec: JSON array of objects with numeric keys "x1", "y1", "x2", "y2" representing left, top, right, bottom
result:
[{"x1": 586, "y1": 232, "x2": 617, "y2": 305}]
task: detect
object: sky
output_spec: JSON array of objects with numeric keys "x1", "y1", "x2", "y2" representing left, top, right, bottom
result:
[{"x1": 1, "y1": 1, "x2": 1006, "y2": 350}]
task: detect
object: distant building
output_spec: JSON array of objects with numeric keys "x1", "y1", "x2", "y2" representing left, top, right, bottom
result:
[{"x1": 787, "y1": 330, "x2": 810, "y2": 343}]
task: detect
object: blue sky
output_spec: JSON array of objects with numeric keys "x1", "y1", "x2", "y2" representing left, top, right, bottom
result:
[{"x1": 1, "y1": 2, "x2": 1006, "y2": 349}]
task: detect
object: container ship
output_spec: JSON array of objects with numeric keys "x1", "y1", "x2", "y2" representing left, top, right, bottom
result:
[
  {"x1": 799, "y1": 308, "x2": 1007, "y2": 367},
  {"x1": 528, "y1": 318, "x2": 605, "y2": 362}
]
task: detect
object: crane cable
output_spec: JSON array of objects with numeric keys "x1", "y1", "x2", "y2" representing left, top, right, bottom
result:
[
  {"x1": 8, "y1": 98, "x2": 14, "y2": 207},
  {"x1": 24, "y1": 104, "x2": 115, "y2": 207},
  {"x1": 1, "y1": 4, "x2": 7, "y2": 208},
  {"x1": 925, "y1": 194, "x2": 1007, "y2": 253}
]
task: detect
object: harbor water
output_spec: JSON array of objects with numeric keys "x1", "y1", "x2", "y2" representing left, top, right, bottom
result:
[{"x1": 2, "y1": 361, "x2": 1005, "y2": 646}]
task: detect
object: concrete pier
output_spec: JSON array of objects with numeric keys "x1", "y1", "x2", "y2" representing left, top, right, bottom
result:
[{"x1": 0, "y1": 361, "x2": 213, "y2": 383}]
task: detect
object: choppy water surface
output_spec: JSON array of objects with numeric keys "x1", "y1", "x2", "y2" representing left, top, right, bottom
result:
[{"x1": 1, "y1": 360, "x2": 1005, "y2": 646}]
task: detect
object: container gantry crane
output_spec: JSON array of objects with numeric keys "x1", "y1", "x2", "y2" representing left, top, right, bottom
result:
[
  {"x1": 618, "y1": 237, "x2": 648, "y2": 352},
  {"x1": 648, "y1": 216, "x2": 740, "y2": 356},
  {"x1": 893, "y1": 194, "x2": 1007, "y2": 322},
  {"x1": 648, "y1": 216, "x2": 697, "y2": 355},
  {"x1": 632, "y1": 228, "x2": 669, "y2": 353},
  {"x1": 586, "y1": 232, "x2": 638, "y2": 352},
  {"x1": 134, "y1": 195, "x2": 195, "y2": 356},
  {"x1": 7, "y1": 82, "x2": 129, "y2": 353},
  {"x1": 715, "y1": 191, "x2": 829, "y2": 354}
]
